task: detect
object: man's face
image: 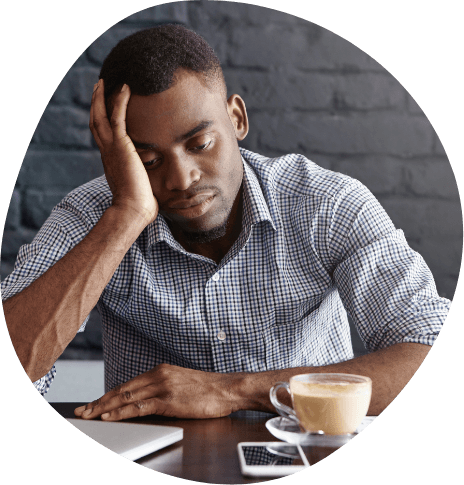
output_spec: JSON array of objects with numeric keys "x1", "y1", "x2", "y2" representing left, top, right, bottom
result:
[{"x1": 125, "y1": 70, "x2": 248, "y2": 239}]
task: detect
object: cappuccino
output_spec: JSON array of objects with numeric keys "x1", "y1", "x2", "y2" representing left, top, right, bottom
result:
[{"x1": 290, "y1": 378, "x2": 371, "y2": 435}]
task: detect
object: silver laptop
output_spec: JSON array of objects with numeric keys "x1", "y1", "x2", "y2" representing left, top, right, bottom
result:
[{"x1": 67, "y1": 418, "x2": 183, "y2": 461}]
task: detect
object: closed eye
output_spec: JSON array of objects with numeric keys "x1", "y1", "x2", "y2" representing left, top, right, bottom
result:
[
  {"x1": 190, "y1": 141, "x2": 211, "y2": 151},
  {"x1": 143, "y1": 158, "x2": 161, "y2": 168},
  {"x1": 142, "y1": 139, "x2": 212, "y2": 169}
]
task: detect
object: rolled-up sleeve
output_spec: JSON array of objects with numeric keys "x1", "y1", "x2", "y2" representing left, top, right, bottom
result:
[
  {"x1": 329, "y1": 182, "x2": 449, "y2": 352},
  {"x1": 32, "y1": 365, "x2": 57, "y2": 395}
]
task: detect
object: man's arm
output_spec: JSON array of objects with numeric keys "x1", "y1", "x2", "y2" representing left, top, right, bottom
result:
[
  {"x1": 4, "y1": 81, "x2": 157, "y2": 382},
  {"x1": 235, "y1": 341, "x2": 430, "y2": 416},
  {"x1": 4, "y1": 207, "x2": 147, "y2": 382},
  {"x1": 74, "y1": 341, "x2": 429, "y2": 420}
]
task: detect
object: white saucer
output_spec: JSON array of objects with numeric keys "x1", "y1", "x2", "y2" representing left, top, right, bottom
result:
[{"x1": 265, "y1": 416, "x2": 376, "y2": 447}]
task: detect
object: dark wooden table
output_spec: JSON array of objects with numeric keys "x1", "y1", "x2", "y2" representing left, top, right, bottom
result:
[{"x1": 50, "y1": 402, "x2": 339, "y2": 483}]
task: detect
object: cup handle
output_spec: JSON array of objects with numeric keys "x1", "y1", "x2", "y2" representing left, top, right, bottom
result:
[{"x1": 269, "y1": 382, "x2": 299, "y2": 424}]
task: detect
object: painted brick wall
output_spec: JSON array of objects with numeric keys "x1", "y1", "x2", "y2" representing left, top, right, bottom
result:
[{"x1": 1, "y1": 1, "x2": 461, "y2": 358}]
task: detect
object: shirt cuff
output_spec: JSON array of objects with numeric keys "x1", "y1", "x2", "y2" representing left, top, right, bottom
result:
[{"x1": 33, "y1": 364, "x2": 56, "y2": 396}]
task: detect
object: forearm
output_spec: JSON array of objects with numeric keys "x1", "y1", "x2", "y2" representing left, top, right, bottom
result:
[
  {"x1": 3, "y1": 206, "x2": 147, "y2": 382},
  {"x1": 231, "y1": 342, "x2": 430, "y2": 416}
]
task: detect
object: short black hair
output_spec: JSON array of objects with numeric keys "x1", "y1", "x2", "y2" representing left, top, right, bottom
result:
[{"x1": 100, "y1": 24, "x2": 226, "y2": 103}]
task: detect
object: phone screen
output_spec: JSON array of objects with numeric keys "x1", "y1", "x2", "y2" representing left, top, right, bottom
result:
[{"x1": 241, "y1": 444, "x2": 306, "y2": 466}]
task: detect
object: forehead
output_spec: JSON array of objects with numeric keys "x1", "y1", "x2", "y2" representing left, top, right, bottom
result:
[{"x1": 125, "y1": 71, "x2": 226, "y2": 143}]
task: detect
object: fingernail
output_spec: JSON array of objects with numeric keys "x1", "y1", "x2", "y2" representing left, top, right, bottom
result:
[
  {"x1": 75, "y1": 405, "x2": 85, "y2": 414},
  {"x1": 82, "y1": 408, "x2": 92, "y2": 418},
  {"x1": 121, "y1": 84, "x2": 128, "y2": 92},
  {"x1": 101, "y1": 413, "x2": 110, "y2": 420}
]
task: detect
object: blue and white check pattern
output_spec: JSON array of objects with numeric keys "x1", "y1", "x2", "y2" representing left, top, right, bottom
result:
[{"x1": 1, "y1": 149, "x2": 449, "y2": 395}]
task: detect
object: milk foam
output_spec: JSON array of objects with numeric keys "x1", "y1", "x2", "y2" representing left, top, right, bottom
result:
[
  {"x1": 289, "y1": 378, "x2": 372, "y2": 434},
  {"x1": 291, "y1": 380, "x2": 369, "y2": 398}
]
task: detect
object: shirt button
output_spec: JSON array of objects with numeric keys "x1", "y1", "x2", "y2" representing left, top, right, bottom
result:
[
  {"x1": 212, "y1": 273, "x2": 220, "y2": 282},
  {"x1": 217, "y1": 331, "x2": 226, "y2": 341}
]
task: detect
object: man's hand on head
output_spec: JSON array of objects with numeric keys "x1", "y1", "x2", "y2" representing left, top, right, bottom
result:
[
  {"x1": 91, "y1": 79, "x2": 158, "y2": 227},
  {"x1": 74, "y1": 364, "x2": 240, "y2": 421}
]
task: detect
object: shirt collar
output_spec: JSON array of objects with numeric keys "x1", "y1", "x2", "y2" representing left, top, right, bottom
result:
[
  {"x1": 145, "y1": 155, "x2": 276, "y2": 248},
  {"x1": 241, "y1": 157, "x2": 277, "y2": 231}
]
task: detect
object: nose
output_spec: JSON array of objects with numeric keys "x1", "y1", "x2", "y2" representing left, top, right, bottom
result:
[{"x1": 163, "y1": 153, "x2": 201, "y2": 191}]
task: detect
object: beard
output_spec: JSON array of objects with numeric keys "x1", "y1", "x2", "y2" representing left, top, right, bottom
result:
[
  {"x1": 165, "y1": 179, "x2": 243, "y2": 247},
  {"x1": 181, "y1": 217, "x2": 229, "y2": 244},
  {"x1": 182, "y1": 224, "x2": 228, "y2": 245}
]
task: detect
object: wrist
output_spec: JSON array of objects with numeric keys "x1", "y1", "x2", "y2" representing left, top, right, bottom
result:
[
  {"x1": 110, "y1": 196, "x2": 158, "y2": 227},
  {"x1": 95, "y1": 206, "x2": 151, "y2": 253},
  {"x1": 106, "y1": 203, "x2": 155, "y2": 231},
  {"x1": 228, "y1": 372, "x2": 276, "y2": 413}
]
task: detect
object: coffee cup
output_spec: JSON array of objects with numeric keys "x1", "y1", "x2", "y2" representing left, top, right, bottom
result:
[{"x1": 270, "y1": 373, "x2": 372, "y2": 435}]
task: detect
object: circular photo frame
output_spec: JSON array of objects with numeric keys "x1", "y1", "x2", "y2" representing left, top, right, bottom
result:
[{"x1": 1, "y1": 2, "x2": 461, "y2": 483}]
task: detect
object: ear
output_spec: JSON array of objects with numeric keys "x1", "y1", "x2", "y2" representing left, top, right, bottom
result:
[{"x1": 226, "y1": 94, "x2": 249, "y2": 141}]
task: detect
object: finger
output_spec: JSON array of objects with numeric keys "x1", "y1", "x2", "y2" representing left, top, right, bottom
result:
[
  {"x1": 90, "y1": 78, "x2": 113, "y2": 146},
  {"x1": 74, "y1": 390, "x2": 110, "y2": 416},
  {"x1": 81, "y1": 384, "x2": 162, "y2": 420},
  {"x1": 74, "y1": 405, "x2": 85, "y2": 416},
  {"x1": 74, "y1": 389, "x2": 117, "y2": 418},
  {"x1": 100, "y1": 397, "x2": 168, "y2": 422},
  {"x1": 74, "y1": 368, "x2": 142, "y2": 417},
  {"x1": 109, "y1": 83, "x2": 131, "y2": 139},
  {"x1": 74, "y1": 397, "x2": 101, "y2": 417},
  {"x1": 74, "y1": 381, "x2": 128, "y2": 417},
  {"x1": 89, "y1": 81, "x2": 103, "y2": 150},
  {"x1": 76, "y1": 376, "x2": 159, "y2": 419}
]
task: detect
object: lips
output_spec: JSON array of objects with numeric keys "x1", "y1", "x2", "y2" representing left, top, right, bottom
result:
[{"x1": 167, "y1": 192, "x2": 216, "y2": 210}]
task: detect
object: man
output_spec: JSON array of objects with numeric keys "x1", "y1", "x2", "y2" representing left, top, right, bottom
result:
[{"x1": 2, "y1": 24, "x2": 448, "y2": 421}]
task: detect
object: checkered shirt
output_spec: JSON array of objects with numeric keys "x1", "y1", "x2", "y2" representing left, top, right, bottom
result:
[{"x1": 1, "y1": 149, "x2": 449, "y2": 395}]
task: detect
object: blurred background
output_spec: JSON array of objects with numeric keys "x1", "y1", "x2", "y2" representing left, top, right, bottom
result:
[{"x1": 1, "y1": 1, "x2": 461, "y2": 391}]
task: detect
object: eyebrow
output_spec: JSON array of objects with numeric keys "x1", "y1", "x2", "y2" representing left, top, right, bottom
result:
[
  {"x1": 132, "y1": 120, "x2": 214, "y2": 151},
  {"x1": 178, "y1": 120, "x2": 213, "y2": 142}
]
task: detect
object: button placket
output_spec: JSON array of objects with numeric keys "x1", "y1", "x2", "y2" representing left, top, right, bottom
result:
[{"x1": 211, "y1": 274, "x2": 224, "y2": 341}]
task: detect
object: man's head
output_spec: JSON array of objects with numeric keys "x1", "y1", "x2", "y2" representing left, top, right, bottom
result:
[
  {"x1": 100, "y1": 24, "x2": 227, "y2": 110},
  {"x1": 100, "y1": 25, "x2": 248, "y2": 248}
]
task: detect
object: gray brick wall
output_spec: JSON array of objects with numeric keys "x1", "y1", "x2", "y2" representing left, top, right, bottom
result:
[{"x1": 1, "y1": 1, "x2": 461, "y2": 359}]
